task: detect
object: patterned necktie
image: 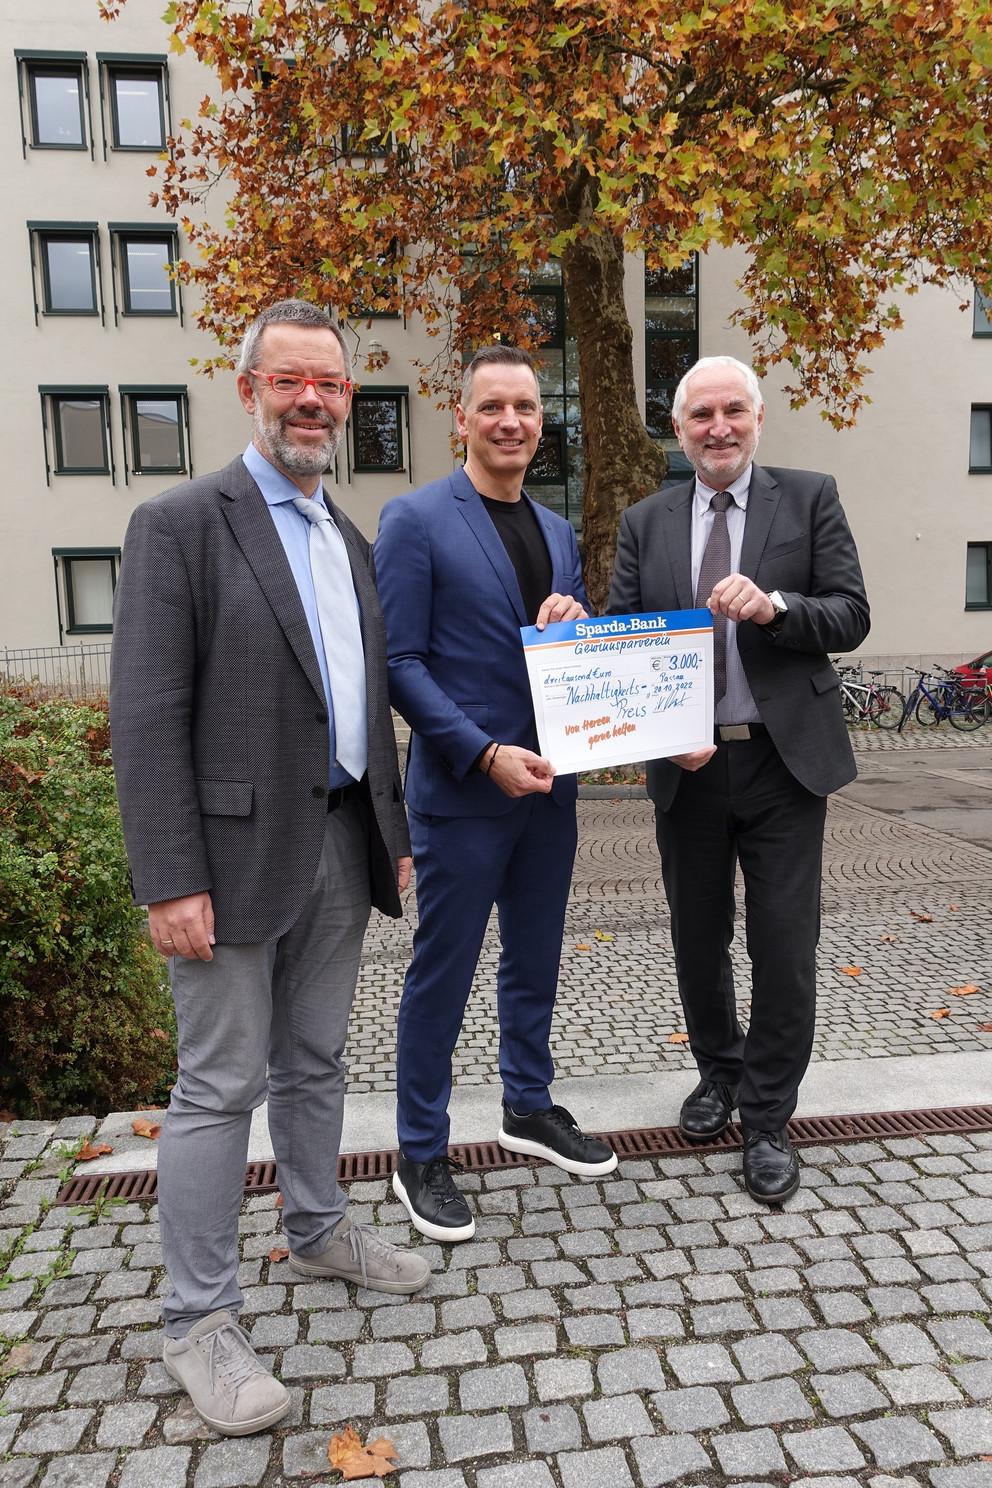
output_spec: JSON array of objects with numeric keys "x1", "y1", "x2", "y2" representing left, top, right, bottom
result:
[
  {"x1": 293, "y1": 495, "x2": 368, "y2": 781},
  {"x1": 695, "y1": 490, "x2": 734, "y2": 706}
]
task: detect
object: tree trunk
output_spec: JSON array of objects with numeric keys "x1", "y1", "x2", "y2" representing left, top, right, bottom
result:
[{"x1": 562, "y1": 231, "x2": 667, "y2": 612}]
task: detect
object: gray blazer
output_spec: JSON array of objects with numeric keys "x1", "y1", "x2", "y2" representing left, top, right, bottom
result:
[
  {"x1": 110, "y1": 455, "x2": 410, "y2": 943},
  {"x1": 608, "y1": 464, "x2": 870, "y2": 810}
]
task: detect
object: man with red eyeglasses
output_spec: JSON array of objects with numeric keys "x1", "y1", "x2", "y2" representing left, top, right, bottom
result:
[{"x1": 111, "y1": 299, "x2": 427, "y2": 1438}]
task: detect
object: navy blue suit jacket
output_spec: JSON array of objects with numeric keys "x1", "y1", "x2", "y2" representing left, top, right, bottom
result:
[{"x1": 374, "y1": 466, "x2": 588, "y2": 817}]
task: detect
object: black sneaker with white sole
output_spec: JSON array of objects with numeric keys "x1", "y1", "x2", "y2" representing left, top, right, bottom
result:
[
  {"x1": 392, "y1": 1152, "x2": 475, "y2": 1242},
  {"x1": 498, "y1": 1102, "x2": 618, "y2": 1177}
]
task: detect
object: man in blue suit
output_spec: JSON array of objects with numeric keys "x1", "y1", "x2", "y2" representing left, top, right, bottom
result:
[{"x1": 374, "y1": 346, "x2": 617, "y2": 1241}]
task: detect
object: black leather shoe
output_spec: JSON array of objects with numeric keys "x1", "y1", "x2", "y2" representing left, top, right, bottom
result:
[
  {"x1": 742, "y1": 1127, "x2": 800, "y2": 1204},
  {"x1": 392, "y1": 1153, "x2": 475, "y2": 1242},
  {"x1": 679, "y1": 1079, "x2": 738, "y2": 1142}
]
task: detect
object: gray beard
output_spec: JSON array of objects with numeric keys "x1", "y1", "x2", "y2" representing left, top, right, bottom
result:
[{"x1": 255, "y1": 407, "x2": 342, "y2": 476}]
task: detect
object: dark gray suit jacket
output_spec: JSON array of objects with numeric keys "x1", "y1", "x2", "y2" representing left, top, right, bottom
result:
[
  {"x1": 607, "y1": 464, "x2": 870, "y2": 810},
  {"x1": 110, "y1": 455, "x2": 410, "y2": 943}
]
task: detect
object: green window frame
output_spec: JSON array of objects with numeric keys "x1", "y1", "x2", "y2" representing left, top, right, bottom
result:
[
  {"x1": 350, "y1": 388, "x2": 409, "y2": 475},
  {"x1": 97, "y1": 54, "x2": 169, "y2": 154},
  {"x1": 109, "y1": 224, "x2": 180, "y2": 321},
  {"x1": 970, "y1": 406, "x2": 992, "y2": 474},
  {"x1": 16, "y1": 53, "x2": 91, "y2": 154},
  {"x1": 39, "y1": 387, "x2": 113, "y2": 481},
  {"x1": 975, "y1": 287, "x2": 992, "y2": 338},
  {"x1": 966, "y1": 543, "x2": 992, "y2": 610},
  {"x1": 29, "y1": 223, "x2": 101, "y2": 318},
  {"x1": 53, "y1": 548, "x2": 121, "y2": 635},
  {"x1": 120, "y1": 386, "x2": 190, "y2": 479}
]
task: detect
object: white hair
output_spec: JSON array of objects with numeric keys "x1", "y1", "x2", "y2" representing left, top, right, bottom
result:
[{"x1": 672, "y1": 356, "x2": 763, "y2": 426}]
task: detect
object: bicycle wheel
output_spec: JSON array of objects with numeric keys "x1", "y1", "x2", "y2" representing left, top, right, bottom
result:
[
  {"x1": 867, "y1": 686, "x2": 905, "y2": 730},
  {"x1": 915, "y1": 695, "x2": 942, "y2": 726},
  {"x1": 949, "y1": 689, "x2": 987, "y2": 731}
]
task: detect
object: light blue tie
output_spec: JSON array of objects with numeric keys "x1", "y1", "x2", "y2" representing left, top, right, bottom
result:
[{"x1": 293, "y1": 495, "x2": 368, "y2": 782}]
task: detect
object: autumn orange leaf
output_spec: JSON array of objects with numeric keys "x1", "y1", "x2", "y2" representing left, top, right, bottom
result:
[
  {"x1": 950, "y1": 984, "x2": 980, "y2": 997},
  {"x1": 879, "y1": 934, "x2": 898, "y2": 943},
  {"x1": 76, "y1": 1141, "x2": 113, "y2": 1162},
  {"x1": 268, "y1": 1246, "x2": 289, "y2": 1263},
  {"x1": 327, "y1": 1425, "x2": 398, "y2": 1479},
  {"x1": 929, "y1": 1008, "x2": 950, "y2": 1019},
  {"x1": 978, "y1": 1023, "x2": 992, "y2": 1033},
  {"x1": 132, "y1": 1118, "x2": 162, "y2": 1140},
  {"x1": 668, "y1": 1031, "x2": 689, "y2": 1044},
  {"x1": 275, "y1": 1192, "x2": 284, "y2": 1208},
  {"x1": 910, "y1": 911, "x2": 934, "y2": 922},
  {"x1": 575, "y1": 943, "x2": 591, "y2": 951},
  {"x1": 839, "y1": 966, "x2": 863, "y2": 977}
]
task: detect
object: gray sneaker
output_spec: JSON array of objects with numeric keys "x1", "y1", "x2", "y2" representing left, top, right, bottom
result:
[
  {"x1": 162, "y1": 1310, "x2": 290, "y2": 1436},
  {"x1": 289, "y1": 1213, "x2": 431, "y2": 1293}
]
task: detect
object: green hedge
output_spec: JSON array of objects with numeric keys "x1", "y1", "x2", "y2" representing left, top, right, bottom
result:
[{"x1": 0, "y1": 686, "x2": 176, "y2": 1118}]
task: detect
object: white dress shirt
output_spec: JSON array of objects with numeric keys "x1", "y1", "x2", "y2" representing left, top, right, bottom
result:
[{"x1": 690, "y1": 465, "x2": 760, "y2": 725}]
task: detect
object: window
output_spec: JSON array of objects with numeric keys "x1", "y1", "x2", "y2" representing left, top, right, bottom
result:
[
  {"x1": 109, "y1": 225, "x2": 180, "y2": 319},
  {"x1": 970, "y1": 406, "x2": 992, "y2": 473},
  {"x1": 29, "y1": 224, "x2": 101, "y2": 317},
  {"x1": 527, "y1": 264, "x2": 583, "y2": 527},
  {"x1": 645, "y1": 257, "x2": 699, "y2": 449},
  {"x1": 98, "y1": 55, "x2": 168, "y2": 151},
  {"x1": 975, "y1": 287, "x2": 992, "y2": 337},
  {"x1": 17, "y1": 53, "x2": 89, "y2": 151},
  {"x1": 54, "y1": 549, "x2": 120, "y2": 635},
  {"x1": 351, "y1": 389, "x2": 407, "y2": 473},
  {"x1": 966, "y1": 544, "x2": 992, "y2": 610},
  {"x1": 39, "y1": 388, "x2": 112, "y2": 480},
  {"x1": 120, "y1": 387, "x2": 189, "y2": 477}
]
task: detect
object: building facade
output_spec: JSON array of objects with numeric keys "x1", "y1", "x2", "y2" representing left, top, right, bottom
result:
[{"x1": 3, "y1": 0, "x2": 990, "y2": 666}]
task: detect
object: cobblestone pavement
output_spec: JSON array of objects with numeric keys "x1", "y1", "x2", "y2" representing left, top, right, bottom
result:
[
  {"x1": 3, "y1": 1121, "x2": 992, "y2": 1487},
  {"x1": 349, "y1": 736, "x2": 992, "y2": 1094}
]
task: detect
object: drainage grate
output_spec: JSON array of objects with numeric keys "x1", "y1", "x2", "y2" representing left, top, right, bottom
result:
[{"x1": 54, "y1": 1103, "x2": 992, "y2": 1207}]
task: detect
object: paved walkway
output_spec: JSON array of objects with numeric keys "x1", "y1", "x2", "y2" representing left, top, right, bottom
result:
[{"x1": 2, "y1": 729, "x2": 991, "y2": 1488}]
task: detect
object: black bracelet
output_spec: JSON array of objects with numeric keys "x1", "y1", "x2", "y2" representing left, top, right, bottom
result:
[{"x1": 485, "y1": 744, "x2": 501, "y2": 775}]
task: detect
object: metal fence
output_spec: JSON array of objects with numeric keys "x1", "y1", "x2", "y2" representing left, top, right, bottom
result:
[{"x1": 1, "y1": 643, "x2": 112, "y2": 698}]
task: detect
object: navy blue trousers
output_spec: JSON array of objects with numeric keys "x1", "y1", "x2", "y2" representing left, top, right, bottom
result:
[{"x1": 396, "y1": 793, "x2": 577, "y2": 1161}]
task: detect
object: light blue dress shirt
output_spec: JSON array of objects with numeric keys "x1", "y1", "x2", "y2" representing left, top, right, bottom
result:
[
  {"x1": 690, "y1": 464, "x2": 760, "y2": 725},
  {"x1": 242, "y1": 442, "x2": 354, "y2": 787}
]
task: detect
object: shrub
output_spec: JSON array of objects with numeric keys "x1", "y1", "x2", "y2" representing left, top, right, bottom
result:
[{"x1": 0, "y1": 685, "x2": 176, "y2": 1118}]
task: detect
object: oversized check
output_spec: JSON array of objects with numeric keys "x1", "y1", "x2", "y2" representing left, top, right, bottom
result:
[{"x1": 520, "y1": 610, "x2": 714, "y2": 775}]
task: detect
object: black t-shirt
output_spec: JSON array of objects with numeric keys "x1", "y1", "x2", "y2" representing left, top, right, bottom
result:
[{"x1": 480, "y1": 494, "x2": 552, "y2": 626}]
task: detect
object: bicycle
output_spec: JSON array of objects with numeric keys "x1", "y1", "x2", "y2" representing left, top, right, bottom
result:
[
  {"x1": 898, "y1": 669, "x2": 986, "y2": 731},
  {"x1": 834, "y1": 663, "x2": 905, "y2": 730}
]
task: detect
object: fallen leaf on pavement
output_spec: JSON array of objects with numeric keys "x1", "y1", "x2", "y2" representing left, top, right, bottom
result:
[
  {"x1": 327, "y1": 1425, "x2": 398, "y2": 1479},
  {"x1": 75, "y1": 1141, "x2": 113, "y2": 1162},
  {"x1": 949, "y1": 904, "x2": 960, "y2": 911},
  {"x1": 950, "y1": 984, "x2": 980, "y2": 996},
  {"x1": 593, "y1": 929, "x2": 615, "y2": 942},
  {"x1": 978, "y1": 1023, "x2": 992, "y2": 1034},
  {"x1": 131, "y1": 1118, "x2": 161, "y2": 1140},
  {"x1": 879, "y1": 934, "x2": 898, "y2": 943},
  {"x1": 839, "y1": 966, "x2": 863, "y2": 977},
  {"x1": 929, "y1": 1008, "x2": 951, "y2": 1020},
  {"x1": 275, "y1": 1192, "x2": 284, "y2": 1208},
  {"x1": 910, "y1": 910, "x2": 934, "y2": 922},
  {"x1": 668, "y1": 1031, "x2": 689, "y2": 1044},
  {"x1": 268, "y1": 1246, "x2": 289, "y2": 1263},
  {"x1": 575, "y1": 943, "x2": 591, "y2": 952}
]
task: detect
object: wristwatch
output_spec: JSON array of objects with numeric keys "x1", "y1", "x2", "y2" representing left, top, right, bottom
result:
[{"x1": 764, "y1": 590, "x2": 788, "y2": 634}]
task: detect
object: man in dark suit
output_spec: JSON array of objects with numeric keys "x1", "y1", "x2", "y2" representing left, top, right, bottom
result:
[
  {"x1": 110, "y1": 300, "x2": 428, "y2": 1437},
  {"x1": 374, "y1": 346, "x2": 617, "y2": 1244},
  {"x1": 608, "y1": 355, "x2": 869, "y2": 1203}
]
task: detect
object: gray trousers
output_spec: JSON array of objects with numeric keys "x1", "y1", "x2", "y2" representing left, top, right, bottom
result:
[{"x1": 159, "y1": 798, "x2": 372, "y2": 1337}]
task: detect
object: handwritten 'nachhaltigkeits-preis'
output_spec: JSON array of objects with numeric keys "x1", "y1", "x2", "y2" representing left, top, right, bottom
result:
[{"x1": 520, "y1": 610, "x2": 714, "y2": 775}]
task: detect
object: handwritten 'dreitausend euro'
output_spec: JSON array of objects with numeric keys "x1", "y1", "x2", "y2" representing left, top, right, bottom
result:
[{"x1": 520, "y1": 611, "x2": 714, "y2": 775}]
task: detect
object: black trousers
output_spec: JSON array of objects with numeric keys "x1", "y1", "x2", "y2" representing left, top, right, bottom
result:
[{"x1": 655, "y1": 733, "x2": 827, "y2": 1130}]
